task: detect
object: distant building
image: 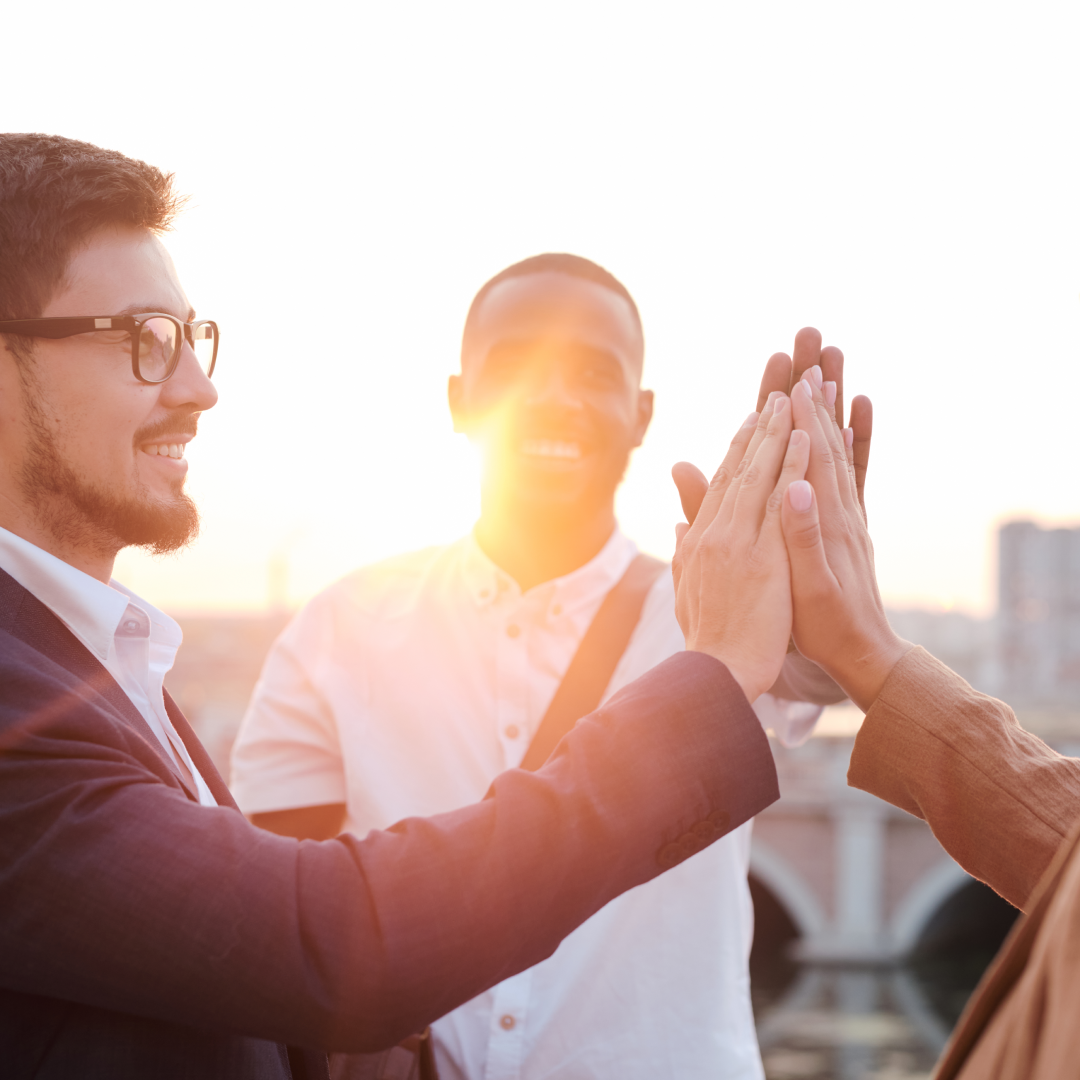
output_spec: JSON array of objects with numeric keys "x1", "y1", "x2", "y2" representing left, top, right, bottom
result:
[
  {"x1": 885, "y1": 608, "x2": 994, "y2": 691},
  {"x1": 998, "y1": 520, "x2": 1080, "y2": 704}
]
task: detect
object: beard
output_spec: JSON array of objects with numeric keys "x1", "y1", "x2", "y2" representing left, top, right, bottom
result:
[{"x1": 18, "y1": 394, "x2": 200, "y2": 558}]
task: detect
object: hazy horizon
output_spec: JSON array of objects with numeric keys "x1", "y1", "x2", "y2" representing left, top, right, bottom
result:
[{"x1": 8, "y1": 1, "x2": 1080, "y2": 618}]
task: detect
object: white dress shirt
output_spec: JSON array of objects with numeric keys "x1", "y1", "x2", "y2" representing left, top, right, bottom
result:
[
  {"x1": 0, "y1": 526, "x2": 216, "y2": 807},
  {"x1": 232, "y1": 529, "x2": 820, "y2": 1079}
]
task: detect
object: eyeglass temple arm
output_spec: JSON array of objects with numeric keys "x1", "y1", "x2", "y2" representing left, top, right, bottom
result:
[{"x1": 0, "y1": 316, "x2": 139, "y2": 339}]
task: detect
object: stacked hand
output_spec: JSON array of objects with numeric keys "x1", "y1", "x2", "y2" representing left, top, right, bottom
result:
[
  {"x1": 672, "y1": 328, "x2": 910, "y2": 711},
  {"x1": 671, "y1": 391, "x2": 810, "y2": 701}
]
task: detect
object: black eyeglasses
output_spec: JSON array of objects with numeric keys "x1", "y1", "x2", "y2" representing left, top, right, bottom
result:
[{"x1": 0, "y1": 314, "x2": 219, "y2": 384}]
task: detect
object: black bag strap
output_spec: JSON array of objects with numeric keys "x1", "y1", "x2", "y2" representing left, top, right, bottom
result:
[{"x1": 518, "y1": 553, "x2": 667, "y2": 773}]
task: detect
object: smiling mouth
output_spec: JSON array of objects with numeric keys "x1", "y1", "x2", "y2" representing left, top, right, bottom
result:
[
  {"x1": 520, "y1": 438, "x2": 582, "y2": 462},
  {"x1": 141, "y1": 442, "x2": 187, "y2": 460}
]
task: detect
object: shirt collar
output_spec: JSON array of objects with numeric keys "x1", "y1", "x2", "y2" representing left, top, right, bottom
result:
[
  {"x1": 0, "y1": 526, "x2": 181, "y2": 661},
  {"x1": 462, "y1": 526, "x2": 639, "y2": 617}
]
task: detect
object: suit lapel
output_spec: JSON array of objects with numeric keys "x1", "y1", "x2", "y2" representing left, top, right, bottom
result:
[
  {"x1": 163, "y1": 689, "x2": 240, "y2": 811},
  {"x1": 0, "y1": 567, "x2": 200, "y2": 802}
]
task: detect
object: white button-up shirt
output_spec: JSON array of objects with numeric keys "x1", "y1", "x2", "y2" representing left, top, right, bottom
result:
[
  {"x1": 0, "y1": 526, "x2": 216, "y2": 807},
  {"x1": 232, "y1": 529, "x2": 820, "y2": 1079}
]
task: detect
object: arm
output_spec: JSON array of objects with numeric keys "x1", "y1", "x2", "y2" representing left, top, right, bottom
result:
[
  {"x1": 0, "y1": 640, "x2": 775, "y2": 1053},
  {"x1": 1, "y1": 395, "x2": 803, "y2": 1053},
  {"x1": 778, "y1": 366, "x2": 1080, "y2": 908},
  {"x1": 849, "y1": 647, "x2": 1080, "y2": 908},
  {"x1": 252, "y1": 803, "x2": 345, "y2": 839}
]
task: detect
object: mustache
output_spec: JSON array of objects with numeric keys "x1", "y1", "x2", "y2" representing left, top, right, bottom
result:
[{"x1": 133, "y1": 411, "x2": 200, "y2": 445}]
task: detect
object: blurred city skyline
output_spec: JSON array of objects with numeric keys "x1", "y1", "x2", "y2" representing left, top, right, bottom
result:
[{"x1": 7, "y1": 1, "x2": 1080, "y2": 615}]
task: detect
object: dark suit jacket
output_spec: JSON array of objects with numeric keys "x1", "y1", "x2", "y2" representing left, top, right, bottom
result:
[{"x1": 0, "y1": 567, "x2": 780, "y2": 1079}]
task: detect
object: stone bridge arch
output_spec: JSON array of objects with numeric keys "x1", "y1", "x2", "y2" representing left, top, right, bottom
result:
[
  {"x1": 749, "y1": 839, "x2": 827, "y2": 942},
  {"x1": 889, "y1": 858, "x2": 972, "y2": 956},
  {"x1": 749, "y1": 736, "x2": 998, "y2": 963}
]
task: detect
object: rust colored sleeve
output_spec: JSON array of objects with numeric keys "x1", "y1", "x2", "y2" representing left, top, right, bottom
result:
[{"x1": 849, "y1": 646, "x2": 1080, "y2": 910}]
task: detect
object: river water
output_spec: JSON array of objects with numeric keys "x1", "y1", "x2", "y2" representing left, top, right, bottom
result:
[{"x1": 752, "y1": 953, "x2": 1000, "y2": 1080}]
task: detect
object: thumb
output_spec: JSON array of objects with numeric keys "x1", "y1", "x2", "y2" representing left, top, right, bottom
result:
[
  {"x1": 781, "y1": 480, "x2": 833, "y2": 601},
  {"x1": 672, "y1": 461, "x2": 709, "y2": 525},
  {"x1": 672, "y1": 521, "x2": 689, "y2": 589}
]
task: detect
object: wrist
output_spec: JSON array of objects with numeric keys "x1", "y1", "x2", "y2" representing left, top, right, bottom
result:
[
  {"x1": 830, "y1": 630, "x2": 911, "y2": 712},
  {"x1": 688, "y1": 648, "x2": 762, "y2": 703}
]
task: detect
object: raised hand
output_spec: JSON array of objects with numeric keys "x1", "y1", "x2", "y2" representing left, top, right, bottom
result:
[
  {"x1": 674, "y1": 328, "x2": 872, "y2": 529},
  {"x1": 780, "y1": 370, "x2": 909, "y2": 710},
  {"x1": 755, "y1": 327, "x2": 873, "y2": 518},
  {"x1": 672, "y1": 392, "x2": 809, "y2": 702}
]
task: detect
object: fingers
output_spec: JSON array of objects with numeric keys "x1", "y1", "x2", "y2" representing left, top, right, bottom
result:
[
  {"x1": 781, "y1": 479, "x2": 839, "y2": 601},
  {"x1": 759, "y1": 428, "x2": 810, "y2": 545},
  {"x1": 727, "y1": 392, "x2": 794, "y2": 529},
  {"x1": 802, "y1": 368, "x2": 850, "y2": 473},
  {"x1": 850, "y1": 395, "x2": 873, "y2": 519},
  {"x1": 790, "y1": 327, "x2": 824, "y2": 388},
  {"x1": 756, "y1": 353, "x2": 793, "y2": 411},
  {"x1": 682, "y1": 409, "x2": 760, "y2": 539},
  {"x1": 791, "y1": 376, "x2": 853, "y2": 519},
  {"x1": 672, "y1": 462, "x2": 709, "y2": 526},
  {"x1": 819, "y1": 345, "x2": 844, "y2": 431},
  {"x1": 789, "y1": 327, "x2": 844, "y2": 432}
]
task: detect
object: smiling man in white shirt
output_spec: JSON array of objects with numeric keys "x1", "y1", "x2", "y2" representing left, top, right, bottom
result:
[{"x1": 232, "y1": 254, "x2": 848, "y2": 1080}]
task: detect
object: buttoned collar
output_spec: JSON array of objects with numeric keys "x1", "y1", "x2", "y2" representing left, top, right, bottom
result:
[
  {"x1": 461, "y1": 526, "x2": 638, "y2": 622},
  {"x1": 0, "y1": 525, "x2": 181, "y2": 662}
]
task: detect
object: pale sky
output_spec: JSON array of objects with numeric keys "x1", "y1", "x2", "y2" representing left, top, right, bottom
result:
[{"x1": 7, "y1": 1, "x2": 1080, "y2": 615}]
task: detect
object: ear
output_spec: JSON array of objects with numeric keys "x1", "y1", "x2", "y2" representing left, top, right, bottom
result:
[
  {"x1": 631, "y1": 388, "x2": 654, "y2": 448},
  {"x1": 448, "y1": 374, "x2": 470, "y2": 434}
]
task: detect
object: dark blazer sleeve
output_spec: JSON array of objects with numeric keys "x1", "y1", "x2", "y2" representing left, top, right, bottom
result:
[{"x1": 0, "y1": 631, "x2": 778, "y2": 1053}]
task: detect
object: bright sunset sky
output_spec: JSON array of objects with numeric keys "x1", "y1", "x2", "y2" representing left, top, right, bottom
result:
[{"x1": 7, "y1": 2, "x2": 1080, "y2": 615}]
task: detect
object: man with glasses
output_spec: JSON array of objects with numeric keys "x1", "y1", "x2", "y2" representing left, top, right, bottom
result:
[{"x1": 0, "y1": 133, "x2": 803, "y2": 1080}]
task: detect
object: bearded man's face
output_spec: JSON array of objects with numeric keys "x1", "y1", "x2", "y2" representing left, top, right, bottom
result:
[{"x1": 0, "y1": 225, "x2": 217, "y2": 563}]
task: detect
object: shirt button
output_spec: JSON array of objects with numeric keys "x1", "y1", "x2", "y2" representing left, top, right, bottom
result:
[
  {"x1": 505, "y1": 725, "x2": 520, "y2": 739},
  {"x1": 124, "y1": 620, "x2": 138, "y2": 632},
  {"x1": 506, "y1": 624, "x2": 521, "y2": 639},
  {"x1": 499, "y1": 1014, "x2": 516, "y2": 1031}
]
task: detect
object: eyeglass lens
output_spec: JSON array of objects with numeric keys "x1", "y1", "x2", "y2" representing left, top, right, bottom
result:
[
  {"x1": 190, "y1": 322, "x2": 216, "y2": 376},
  {"x1": 137, "y1": 318, "x2": 217, "y2": 381},
  {"x1": 138, "y1": 318, "x2": 179, "y2": 381}
]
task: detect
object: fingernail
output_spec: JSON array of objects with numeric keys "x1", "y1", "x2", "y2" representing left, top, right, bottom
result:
[
  {"x1": 824, "y1": 381, "x2": 837, "y2": 406},
  {"x1": 772, "y1": 394, "x2": 788, "y2": 414},
  {"x1": 789, "y1": 480, "x2": 813, "y2": 512},
  {"x1": 794, "y1": 379, "x2": 812, "y2": 399},
  {"x1": 810, "y1": 365, "x2": 823, "y2": 389},
  {"x1": 742, "y1": 411, "x2": 759, "y2": 428},
  {"x1": 844, "y1": 427, "x2": 854, "y2": 448}
]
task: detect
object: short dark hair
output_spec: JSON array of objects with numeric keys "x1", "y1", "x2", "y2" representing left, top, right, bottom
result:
[
  {"x1": 0, "y1": 133, "x2": 183, "y2": 324},
  {"x1": 461, "y1": 253, "x2": 643, "y2": 360}
]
